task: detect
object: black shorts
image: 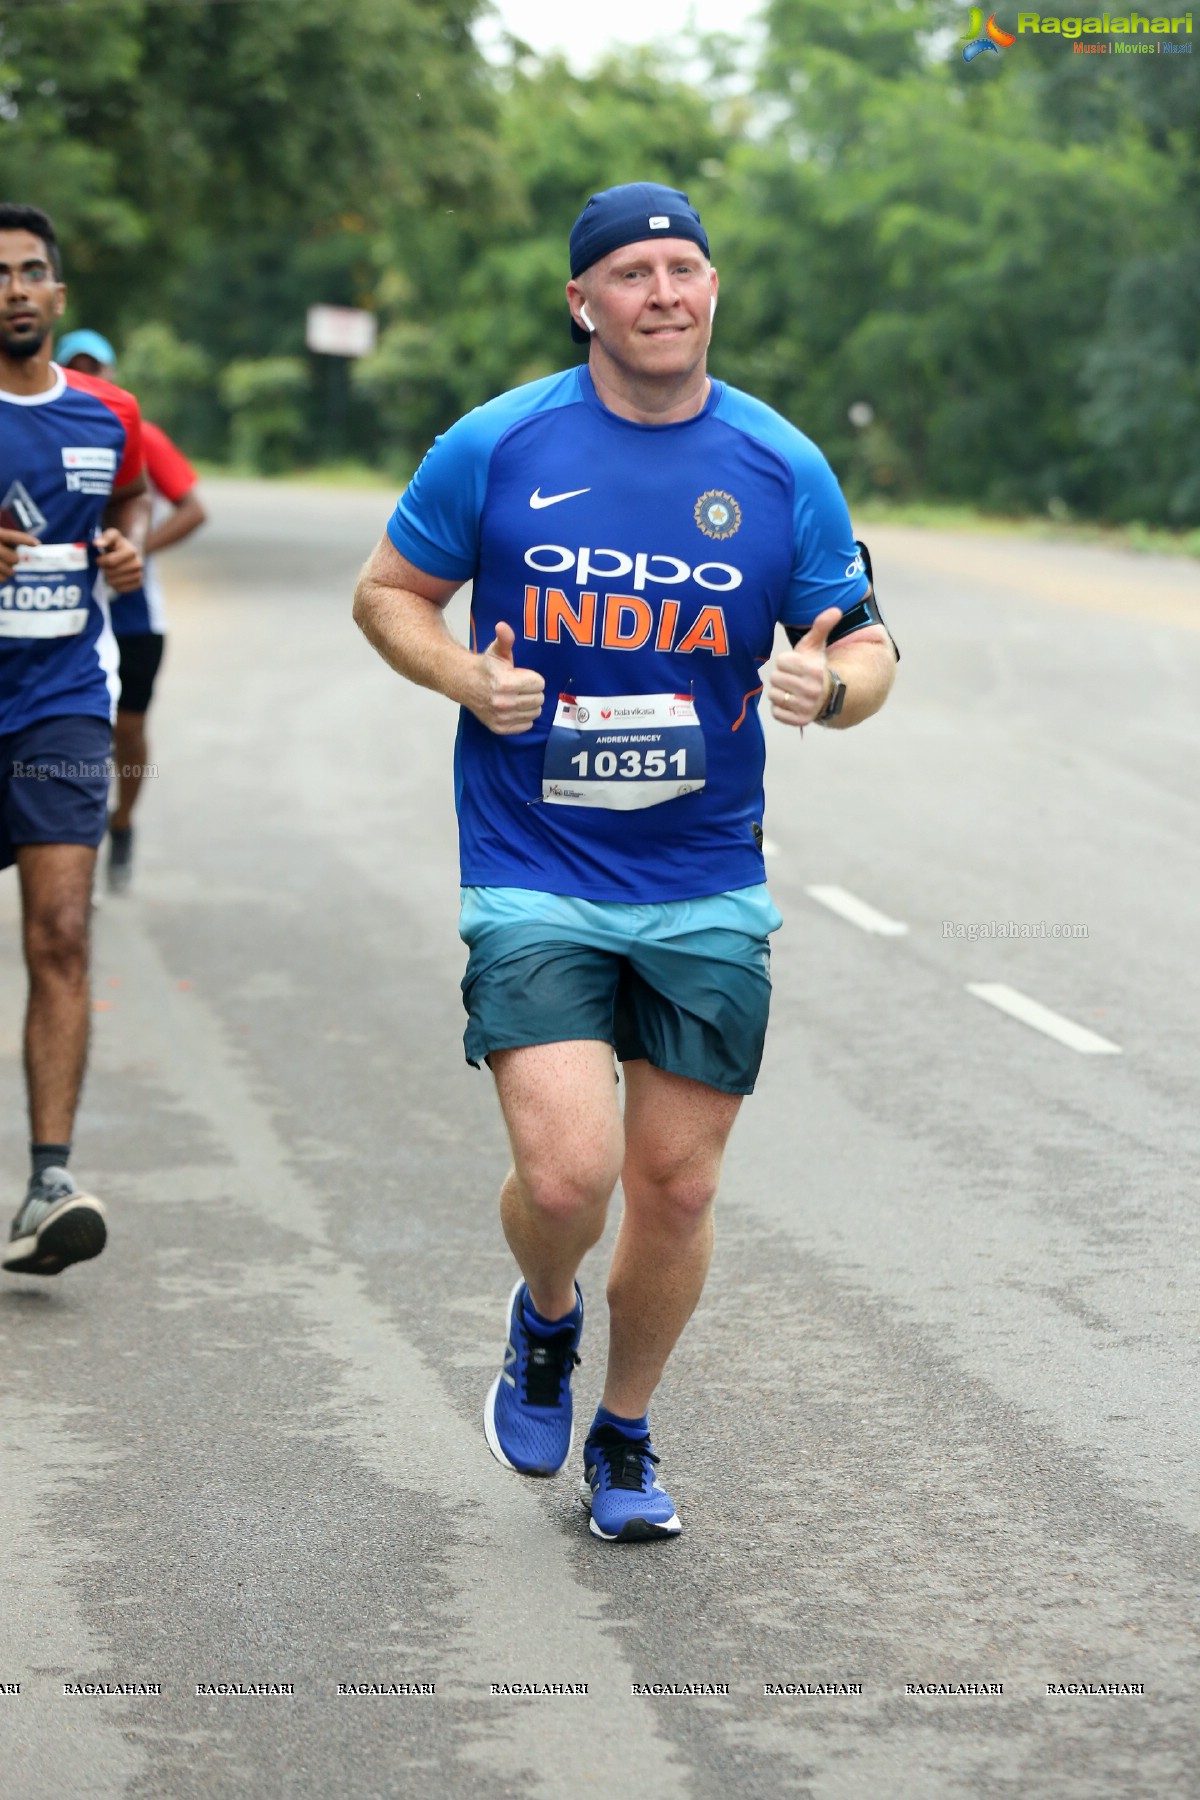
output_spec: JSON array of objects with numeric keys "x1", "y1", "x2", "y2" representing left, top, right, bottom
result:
[
  {"x1": 0, "y1": 715, "x2": 112, "y2": 871},
  {"x1": 116, "y1": 632, "x2": 165, "y2": 714}
]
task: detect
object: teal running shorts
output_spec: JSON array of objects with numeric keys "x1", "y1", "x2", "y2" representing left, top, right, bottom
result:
[{"x1": 459, "y1": 886, "x2": 781, "y2": 1096}]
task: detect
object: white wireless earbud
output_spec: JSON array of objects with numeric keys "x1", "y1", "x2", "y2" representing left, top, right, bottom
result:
[
  {"x1": 710, "y1": 296, "x2": 717, "y2": 321},
  {"x1": 580, "y1": 303, "x2": 596, "y2": 333}
]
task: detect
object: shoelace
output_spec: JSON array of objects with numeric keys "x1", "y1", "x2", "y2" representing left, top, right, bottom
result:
[
  {"x1": 21, "y1": 1172, "x2": 75, "y2": 1219},
  {"x1": 522, "y1": 1328, "x2": 581, "y2": 1407},
  {"x1": 588, "y1": 1425, "x2": 658, "y2": 1492},
  {"x1": 30, "y1": 1174, "x2": 73, "y2": 1203}
]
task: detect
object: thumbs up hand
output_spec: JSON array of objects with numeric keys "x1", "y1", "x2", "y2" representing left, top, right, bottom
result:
[
  {"x1": 767, "y1": 607, "x2": 841, "y2": 728},
  {"x1": 486, "y1": 621, "x2": 516, "y2": 662},
  {"x1": 469, "y1": 621, "x2": 546, "y2": 735}
]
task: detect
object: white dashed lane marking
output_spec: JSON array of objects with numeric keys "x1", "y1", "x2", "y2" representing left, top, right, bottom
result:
[
  {"x1": 966, "y1": 983, "x2": 1122, "y2": 1055},
  {"x1": 804, "y1": 884, "x2": 909, "y2": 937},
  {"x1": 795, "y1": 885, "x2": 1122, "y2": 1058}
]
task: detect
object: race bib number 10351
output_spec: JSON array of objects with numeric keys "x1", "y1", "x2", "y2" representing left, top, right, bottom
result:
[{"x1": 542, "y1": 692, "x2": 706, "y2": 811}]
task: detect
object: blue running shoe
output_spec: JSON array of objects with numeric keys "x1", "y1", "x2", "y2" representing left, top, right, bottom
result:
[
  {"x1": 484, "y1": 1279, "x2": 582, "y2": 1475},
  {"x1": 579, "y1": 1424, "x2": 682, "y2": 1541}
]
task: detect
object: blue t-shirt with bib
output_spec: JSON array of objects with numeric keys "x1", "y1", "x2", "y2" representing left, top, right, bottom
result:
[
  {"x1": 0, "y1": 365, "x2": 143, "y2": 733},
  {"x1": 387, "y1": 365, "x2": 867, "y2": 904}
]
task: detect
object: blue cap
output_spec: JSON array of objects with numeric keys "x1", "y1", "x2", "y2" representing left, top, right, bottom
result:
[
  {"x1": 568, "y1": 183, "x2": 710, "y2": 342},
  {"x1": 56, "y1": 329, "x2": 116, "y2": 369}
]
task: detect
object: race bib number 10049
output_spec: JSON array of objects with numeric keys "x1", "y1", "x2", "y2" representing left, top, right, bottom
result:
[
  {"x1": 0, "y1": 542, "x2": 90, "y2": 638},
  {"x1": 542, "y1": 692, "x2": 706, "y2": 811}
]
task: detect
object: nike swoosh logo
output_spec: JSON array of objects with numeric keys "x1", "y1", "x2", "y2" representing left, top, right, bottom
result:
[{"x1": 530, "y1": 486, "x2": 591, "y2": 509}]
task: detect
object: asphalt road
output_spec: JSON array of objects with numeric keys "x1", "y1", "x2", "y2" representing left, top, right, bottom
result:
[{"x1": 1, "y1": 479, "x2": 1198, "y2": 1800}]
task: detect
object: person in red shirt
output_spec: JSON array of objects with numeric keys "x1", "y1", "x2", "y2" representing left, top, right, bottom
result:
[{"x1": 57, "y1": 333, "x2": 206, "y2": 891}]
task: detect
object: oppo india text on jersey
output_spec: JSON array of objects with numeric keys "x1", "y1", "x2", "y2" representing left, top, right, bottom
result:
[{"x1": 388, "y1": 366, "x2": 870, "y2": 903}]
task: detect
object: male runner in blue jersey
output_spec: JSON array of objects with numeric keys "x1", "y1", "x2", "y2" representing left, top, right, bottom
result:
[
  {"x1": 0, "y1": 204, "x2": 147, "y2": 1277},
  {"x1": 354, "y1": 183, "x2": 897, "y2": 1541}
]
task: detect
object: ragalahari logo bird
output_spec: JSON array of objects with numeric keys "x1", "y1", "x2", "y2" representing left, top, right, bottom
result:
[{"x1": 961, "y1": 9, "x2": 1017, "y2": 60}]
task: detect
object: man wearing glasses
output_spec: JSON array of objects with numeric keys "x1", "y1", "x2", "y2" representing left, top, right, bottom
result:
[{"x1": 0, "y1": 203, "x2": 147, "y2": 1277}]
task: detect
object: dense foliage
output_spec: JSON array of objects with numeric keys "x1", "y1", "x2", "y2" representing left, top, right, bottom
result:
[{"x1": 2, "y1": 0, "x2": 1195, "y2": 521}]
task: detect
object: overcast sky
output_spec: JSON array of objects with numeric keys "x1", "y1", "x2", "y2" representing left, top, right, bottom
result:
[{"x1": 477, "y1": 0, "x2": 767, "y2": 73}]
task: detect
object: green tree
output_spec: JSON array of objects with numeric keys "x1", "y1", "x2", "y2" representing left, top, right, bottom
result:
[
  {"x1": 2, "y1": 0, "x2": 500, "y2": 455},
  {"x1": 5, "y1": 0, "x2": 1192, "y2": 520},
  {"x1": 219, "y1": 357, "x2": 309, "y2": 474},
  {"x1": 0, "y1": 0, "x2": 148, "y2": 270},
  {"x1": 114, "y1": 321, "x2": 216, "y2": 452},
  {"x1": 709, "y1": 0, "x2": 1186, "y2": 514},
  {"x1": 1081, "y1": 248, "x2": 1200, "y2": 524},
  {"x1": 350, "y1": 45, "x2": 735, "y2": 465}
]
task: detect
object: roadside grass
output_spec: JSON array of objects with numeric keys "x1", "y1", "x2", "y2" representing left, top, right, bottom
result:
[
  {"x1": 195, "y1": 467, "x2": 1200, "y2": 558},
  {"x1": 196, "y1": 460, "x2": 398, "y2": 491},
  {"x1": 854, "y1": 500, "x2": 1200, "y2": 560}
]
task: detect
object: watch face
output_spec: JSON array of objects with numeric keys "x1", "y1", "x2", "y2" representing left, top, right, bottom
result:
[{"x1": 822, "y1": 671, "x2": 845, "y2": 718}]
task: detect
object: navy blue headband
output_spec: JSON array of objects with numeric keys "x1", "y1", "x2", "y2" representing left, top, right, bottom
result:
[
  {"x1": 569, "y1": 182, "x2": 710, "y2": 279},
  {"x1": 568, "y1": 183, "x2": 710, "y2": 343}
]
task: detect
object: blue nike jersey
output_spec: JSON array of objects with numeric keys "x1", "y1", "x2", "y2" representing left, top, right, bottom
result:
[
  {"x1": 0, "y1": 365, "x2": 143, "y2": 734},
  {"x1": 387, "y1": 365, "x2": 868, "y2": 903}
]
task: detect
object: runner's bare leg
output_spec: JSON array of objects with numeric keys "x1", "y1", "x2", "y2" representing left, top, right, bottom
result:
[
  {"x1": 111, "y1": 710, "x2": 149, "y2": 832},
  {"x1": 16, "y1": 842, "x2": 97, "y2": 1141},
  {"x1": 491, "y1": 1039, "x2": 624, "y2": 1320},
  {"x1": 602, "y1": 1060, "x2": 742, "y2": 1419}
]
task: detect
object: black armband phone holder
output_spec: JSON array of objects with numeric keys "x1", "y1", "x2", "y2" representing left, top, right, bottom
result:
[{"x1": 784, "y1": 540, "x2": 900, "y2": 661}]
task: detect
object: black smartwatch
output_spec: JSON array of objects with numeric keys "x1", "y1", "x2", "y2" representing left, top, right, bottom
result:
[{"x1": 816, "y1": 668, "x2": 846, "y2": 724}]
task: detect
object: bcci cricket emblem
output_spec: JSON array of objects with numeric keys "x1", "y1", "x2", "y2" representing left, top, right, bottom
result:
[{"x1": 694, "y1": 489, "x2": 742, "y2": 540}]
